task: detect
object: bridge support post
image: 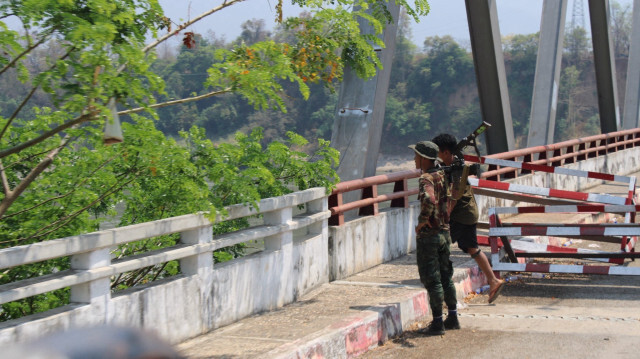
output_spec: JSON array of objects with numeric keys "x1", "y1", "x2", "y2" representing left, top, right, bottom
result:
[
  {"x1": 180, "y1": 226, "x2": 214, "y2": 276},
  {"x1": 264, "y1": 207, "x2": 294, "y2": 307},
  {"x1": 623, "y1": 0, "x2": 640, "y2": 129},
  {"x1": 181, "y1": 225, "x2": 215, "y2": 331},
  {"x1": 70, "y1": 248, "x2": 111, "y2": 305},
  {"x1": 330, "y1": 1, "x2": 400, "y2": 190},
  {"x1": 527, "y1": 0, "x2": 568, "y2": 148},
  {"x1": 465, "y1": 0, "x2": 515, "y2": 154},
  {"x1": 589, "y1": 0, "x2": 621, "y2": 133},
  {"x1": 264, "y1": 207, "x2": 293, "y2": 250},
  {"x1": 307, "y1": 197, "x2": 328, "y2": 236}
]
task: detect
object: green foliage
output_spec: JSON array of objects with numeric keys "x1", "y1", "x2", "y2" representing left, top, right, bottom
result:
[
  {"x1": 0, "y1": 118, "x2": 339, "y2": 320},
  {"x1": 503, "y1": 33, "x2": 538, "y2": 138},
  {"x1": 0, "y1": 0, "x2": 437, "y2": 322},
  {"x1": 208, "y1": 41, "x2": 309, "y2": 112}
]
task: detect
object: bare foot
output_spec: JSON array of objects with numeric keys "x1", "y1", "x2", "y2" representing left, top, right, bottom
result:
[{"x1": 488, "y1": 279, "x2": 506, "y2": 304}]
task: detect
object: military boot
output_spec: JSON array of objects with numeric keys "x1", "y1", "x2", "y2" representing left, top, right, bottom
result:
[
  {"x1": 418, "y1": 319, "x2": 445, "y2": 336},
  {"x1": 443, "y1": 315, "x2": 461, "y2": 330}
]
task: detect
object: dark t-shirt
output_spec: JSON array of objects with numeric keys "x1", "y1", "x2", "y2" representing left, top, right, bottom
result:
[{"x1": 450, "y1": 185, "x2": 478, "y2": 225}]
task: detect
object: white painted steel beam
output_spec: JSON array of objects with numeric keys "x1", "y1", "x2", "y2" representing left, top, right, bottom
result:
[
  {"x1": 465, "y1": 0, "x2": 515, "y2": 154},
  {"x1": 623, "y1": 0, "x2": 640, "y2": 129},
  {"x1": 330, "y1": 2, "x2": 400, "y2": 185},
  {"x1": 589, "y1": 0, "x2": 621, "y2": 133},
  {"x1": 527, "y1": 0, "x2": 568, "y2": 147}
]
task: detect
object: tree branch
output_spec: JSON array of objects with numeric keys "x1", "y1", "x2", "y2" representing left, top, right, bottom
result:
[
  {"x1": 0, "y1": 159, "x2": 10, "y2": 196},
  {"x1": 143, "y1": 0, "x2": 248, "y2": 53},
  {"x1": 0, "y1": 136, "x2": 73, "y2": 218},
  {"x1": 0, "y1": 47, "x2": 74, "y2": 143},
  {"x1": 0, "y1": 33, "x2": 50, "y2": 77},
  {"x1": 1, "y1": 154, "x2": 119, "y2": 219},
  {"x1": 0, "y1": 85, "x2": 39, "y2": 142},
  {"x1": 117, "y1": 88, "x2": 232, "y2": 116},
  {"x1": 0, "y1": 111, "x2": 95, "y2": 159},
  {"x1": 4, "y1": 144, "x2": 61, "y2": 170},
  {"x1": 7, "y1": 174, "x2": 138, "y2": 244}
]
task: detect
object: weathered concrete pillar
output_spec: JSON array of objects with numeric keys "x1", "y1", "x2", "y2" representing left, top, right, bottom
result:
[
  {"x1": 589, "y1": 0, "x2": 621, "y2": 133},
  {"x1": 180, "y1": 225, "x2": 215, "y2": 331},
  {"x1": 306, "y1": 196, "x2": 328, "y2": 236},
  {"x1": 330, "y1": 1, "x2": 401, "y2": 188},
  {"x1": 180, "y1": 226, "x2": 214, "y2": 276},
  {"x1": 70, "y1": 248, "x2": 111, "y2": 311},
  {"x1": 263, "y1": 207, "x2": 293, "y2": 307},
  {"x1": 263, "y1": 207, "x2": 293, "y2": 250},
  {"x1": 623, "y1": 0, "x2": 640, "y2": 129},
  {"x1": 465, "y1": 0, "x2": 515, "y2": 154},
  {"x1": 527, "y1": 0, "x2": 568, "y2": 147}
]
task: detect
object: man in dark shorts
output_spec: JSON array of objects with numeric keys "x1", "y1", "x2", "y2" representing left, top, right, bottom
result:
[
  {"x1": 410, "y1": 140, "x2": 459, "y2": 335},
  {"x1": 432, "y1": 133, "x2": 505, "y2": 308}
]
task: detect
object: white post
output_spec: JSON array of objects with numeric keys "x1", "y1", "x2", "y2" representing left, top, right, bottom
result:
[
  {"x1": 263, "y1": 206, "x2": 293, "y2": 307},
  {"x1": 70, "y1": 248, "x2": 111, "y2": 305},
  {"x1": 180, "y1": 224, "x2": 215, "y2": 331},
  {"x1": 263, "y1": 207, "x2": 293, "y2": 250},
  {"x1": 307, "y1": 197, "x2": 328, "y2": 236},
  {"x1": 180, "y1": 225, "x2": 214, "y2": 276}
]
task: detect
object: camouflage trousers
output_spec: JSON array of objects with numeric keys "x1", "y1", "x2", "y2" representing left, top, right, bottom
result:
[{"x1": 417, "y1": 229, "x2": 457, "y2": 317}]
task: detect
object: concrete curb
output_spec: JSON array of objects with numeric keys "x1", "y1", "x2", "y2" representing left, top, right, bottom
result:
[{"x1": 267, "y1": 264, "x2": 486, "y2": 359}]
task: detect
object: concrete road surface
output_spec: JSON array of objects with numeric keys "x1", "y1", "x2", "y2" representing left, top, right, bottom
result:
[{"x1": 362, "y1": 272, "x2": 640, "y2": 359}]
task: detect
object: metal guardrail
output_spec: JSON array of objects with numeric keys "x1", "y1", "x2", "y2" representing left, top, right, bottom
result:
[
  {"x1": 328, "y1": 169, "x2": 420, "y2": 225},
  {"x1": 480, "y1": 128, "x2": 640, "y2": 180},
  {"x1": 328, "y1": 128, "x2": 640, "y2": 226}
]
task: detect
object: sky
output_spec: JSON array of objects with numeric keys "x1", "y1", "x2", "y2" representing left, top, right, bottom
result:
[{"x1": 156, "y1": 0, "x2": 634, "y2": 47}]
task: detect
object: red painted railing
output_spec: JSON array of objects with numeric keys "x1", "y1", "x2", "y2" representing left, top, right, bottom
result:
[
  {"x1": 328, "y1": 128, "x2": 640, "y2": 226},
  {"x1": 328, "y1": 169, "x2": 420, "y2": 225},
  {"x1": 480, "y1": 128, "x2": 640, "y2": 180}
]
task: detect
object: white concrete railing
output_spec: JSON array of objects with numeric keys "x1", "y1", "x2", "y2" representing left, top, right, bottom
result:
[{"x1": 0, "y1": 188, "x2": 330, "y2": 345}]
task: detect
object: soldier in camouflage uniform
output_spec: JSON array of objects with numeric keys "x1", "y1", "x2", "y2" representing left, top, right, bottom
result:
[
  {"x1": 432, "y1": 133, "x2": 505, "y2": 308},
  {"x1": 409, "y1": 141, "x2": 458, "y2": 336}
]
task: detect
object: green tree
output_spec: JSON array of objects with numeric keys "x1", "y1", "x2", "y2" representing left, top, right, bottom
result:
[
  {"x1": 610, "y1": 0, "x2": 632, "y2": 58},
  {"x1": 564, "y1": 26, "x2": 590, "y2": 67},
  {"x1": 503, "y1": 33, "x2": 538, "y2": 140},
  {"x1": 555, "y1": 65, "x2": 595, "y2": 141},
  {"x1": 0, "y1": 0, "x2": 430, "y2": 320},
  {"x1": 0, "y1": 0, "x2": 430, "y2": 220},
  {"x1": 406, "y1": 35, "x2": 475, "y2": 135},
  {"x1": 389, "y1": 9, "x2": 418, "y2": 86}
]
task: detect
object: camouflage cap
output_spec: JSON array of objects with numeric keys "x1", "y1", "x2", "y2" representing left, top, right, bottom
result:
[{"x1": 408, "y1": 141, "x2": 439, "y2": 160}]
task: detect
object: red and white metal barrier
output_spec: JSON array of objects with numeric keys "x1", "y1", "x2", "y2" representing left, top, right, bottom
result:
[
  {"x1": 468, "y1": 177, "x2": 629, "y2": 205},
  {"x1": 481, "y1": 155, "x2": 640, "y2": 275},
  {"x1": 489, "y1": 262, "x2": 640, "y2": 276},
  {"x1": 507, "y1": 237, "x2": 624, "y2": 264}
]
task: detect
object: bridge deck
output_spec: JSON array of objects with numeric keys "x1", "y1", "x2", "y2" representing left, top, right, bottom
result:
[{"x1": 177, "y1": 171, "x2": 640, "y2": 358}]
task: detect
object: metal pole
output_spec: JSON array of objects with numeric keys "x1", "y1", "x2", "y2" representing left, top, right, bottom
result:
[
  {"x1": 330, "y1": 1, "x2": 401, "y2": 185},
  {"x1": 527, "y1": 0, "x2": 568, "y2": 147},
  {"x1": 622, "y1": 0, "x2": 640, "y2": 129},
  {"x1": 465, "y1": 0, "x2": 515, "y2": 154},
  {"x1": 589, "y1": 0, "x2": 621, "y2": 133}
]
